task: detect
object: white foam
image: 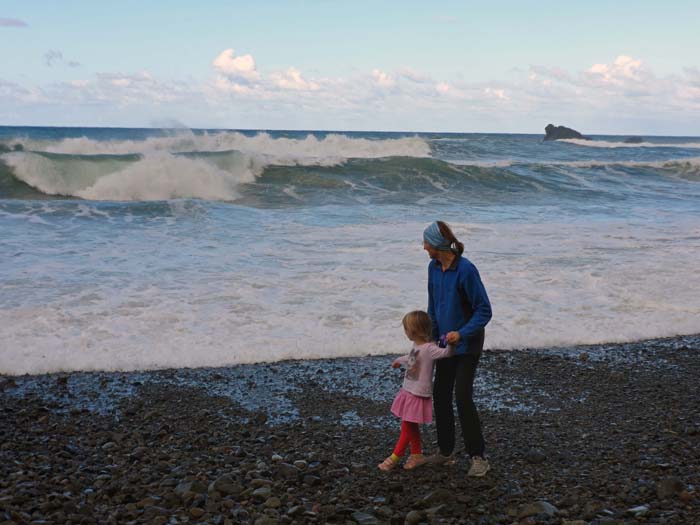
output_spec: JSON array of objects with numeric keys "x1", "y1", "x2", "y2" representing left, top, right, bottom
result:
[
  {"x1": 1, "y1": 216, "x2": 699, "y2": 375},
  {"x1": 3, "y1": 132, "x2": 432, "y2": 201},
  {"x1": 560, "y1": 138, "x2": 700, "y2": 149},
  {"x1": 76, "y1": 154, "x2": 257, "y2": 201},
  {"x1": 19, "y1": 131, "x2": 432, "y2": 162}
]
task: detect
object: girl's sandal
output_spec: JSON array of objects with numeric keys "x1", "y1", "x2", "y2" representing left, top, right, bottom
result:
[
  {"x1": 404, "y1": 453, "x2": 427, "y2": 470},
  {"x1": 377, "y1": 456, "x2": 399, "y2": 471}
]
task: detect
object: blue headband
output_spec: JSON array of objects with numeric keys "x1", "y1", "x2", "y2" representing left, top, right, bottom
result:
[{"x1": 423, "y1": 221, "x2": 451, "y2": 251}]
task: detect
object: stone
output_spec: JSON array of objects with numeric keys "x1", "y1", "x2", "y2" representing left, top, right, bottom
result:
[
  {"x1": 293, "y1": 460, "x2": 308, "y2": 470},
  {"x1": 252, "y1": 486, "x2": 272, "y2": 499},
  {"x1": 351, "y1": 511, "x2": 379, "y2": 524},
  {"x1": 625, "y1": 505, "x2": 649, "y2": 517},
  {"x1": 525, "y1": 449, "x2": 547, "y2": 464},
  {"x1": 421, "y1": 488, "x2": 453, "y2": 505},
  {"x1": 250, "y1": 478, "x2": 273, "y2": 488},
  {"x1": 264, "y1": 497, "x2": 281, "y2": 508},
  {"x1": 254, "y1": 518, "x2": 278, "y2": 525},
  {"x1": 175, "y1": 480, "x2": 207, "y2": 495},
  {"x1": 518, "y1": 501, "x2": 558, "y2": 518},
  {"x1": 404, "y1": 510, "x2": 424, "y2": 524},
  {"x1": 376, "y1": 506, "x2": 393, "y2": 518},
  {"x1": 208, "y1": 475, "x2": 242, "y2": 496},
  {"x1": 286, "y1": 505, "x2": 305, "y2": 516},
  {"x1": 275, "y1": 463, "x2": 300, "y2": 480},
  {"x1": 302, "y1": 474, "x2": 320, "y2": 486},
  {"x1": 189, "y1": 507, "x2": 205, "y2": 518},
  {"x1": 656, "y1": 477, "x2": 684, "y2": 499}
]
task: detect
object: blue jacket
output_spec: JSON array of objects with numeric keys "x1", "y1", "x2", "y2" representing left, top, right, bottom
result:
[{"x1": 427, "y1": 255, "x2": 492, "y2": 355}]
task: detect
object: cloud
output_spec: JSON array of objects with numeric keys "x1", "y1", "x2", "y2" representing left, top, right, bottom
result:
[
  {"x1": 5, "y1": 49, "x2": 700, "y2": 132},
  {"x1": 397, "y1": 68, "x2": 432, "y2": 84},
  {"x1": 435, "y1": 82, "x2": 451, "y2": 95},
  {"x1": 584, "y1": 55, "x2": 650, "y2": 88},
  {"x1": 0, "y1": 18, "x2": 27, "y2": 27},
  {"x1": 212, "y1": 49, "x2": 260, "y2": 83},
  {"x1": 371, "y1": 69, "x2": 395, "y2": 88},
  {"x1": 269, "y1": 67, "x2": 319, "y2": 91},
  {"x1": 484, "y1": 87, "x2": 509, "y2": 100}
]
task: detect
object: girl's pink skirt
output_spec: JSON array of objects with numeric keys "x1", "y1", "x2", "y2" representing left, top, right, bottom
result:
[{"x1": 391, "y1": 388, "x2": 432, "y2": 424}]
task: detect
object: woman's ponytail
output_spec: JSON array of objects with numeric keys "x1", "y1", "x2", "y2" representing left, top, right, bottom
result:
[{"x1": 437, "y1": 221, "x2": 464, "y2": 256}]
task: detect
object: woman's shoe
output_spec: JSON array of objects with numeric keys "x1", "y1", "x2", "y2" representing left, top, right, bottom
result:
[
  {"x1": 378, "y1": 455, "x2": 399, "y2": 471},
  {"x1": 404, "y1": 453, "x2": 427, "y2": 470},
  {"x1": 467, "y1": 456, "x2": 490, "y2": 477}
]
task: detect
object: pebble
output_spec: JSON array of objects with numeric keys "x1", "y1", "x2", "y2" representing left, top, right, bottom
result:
[
  {"x1": 518, "y1": 501, "x2": 558, "y2": 518},
  {"x1": 656, "y1": 477, "x2": 684, "y2": 499}
]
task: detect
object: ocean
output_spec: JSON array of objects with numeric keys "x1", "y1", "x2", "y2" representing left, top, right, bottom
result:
[{"x1": 1, "y1": 126, "x2": 699, "y2": 375}]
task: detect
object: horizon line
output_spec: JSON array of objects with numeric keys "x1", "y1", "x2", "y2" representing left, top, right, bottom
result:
[{"x1": 1, "y1": 124, "x2": 697, "y2": 138}]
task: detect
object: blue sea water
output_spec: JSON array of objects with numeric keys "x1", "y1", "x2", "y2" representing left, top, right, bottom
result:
[{"x1": 1, "y1": 126, "x2": 699, "y2": 374}]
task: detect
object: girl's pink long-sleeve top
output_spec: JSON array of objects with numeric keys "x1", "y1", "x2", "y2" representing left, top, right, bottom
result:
[{"x1": 395, "y1": 342, "x2": 454, "y2": 397}]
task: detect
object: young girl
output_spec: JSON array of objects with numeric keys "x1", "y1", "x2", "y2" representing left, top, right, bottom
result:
[{"x1": 378, "y1": 310, "x2": 454, "y2": 471}]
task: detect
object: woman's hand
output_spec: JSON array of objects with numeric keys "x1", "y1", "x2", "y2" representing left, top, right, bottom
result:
[{"x1": 446, "y1": 331, "x2": 461, "y2": 345}]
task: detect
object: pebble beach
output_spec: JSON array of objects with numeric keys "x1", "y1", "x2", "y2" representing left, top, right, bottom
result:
[{"x1": 2, "y1": 335, "x2": 699, "y2": 525}]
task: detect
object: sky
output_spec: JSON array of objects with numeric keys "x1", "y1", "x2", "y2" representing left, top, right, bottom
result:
[{"x1": 1, "y1": 1, "x2": 699, "y2": 134}]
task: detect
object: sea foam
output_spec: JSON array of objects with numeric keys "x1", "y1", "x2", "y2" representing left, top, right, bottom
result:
[{"x1": 2, "y1": 132, "x2": 432, "y2": 201}]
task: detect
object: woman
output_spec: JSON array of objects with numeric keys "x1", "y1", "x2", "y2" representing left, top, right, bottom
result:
[{"x1": 423, "y1": 220, "x2": 492, "y2": 476}]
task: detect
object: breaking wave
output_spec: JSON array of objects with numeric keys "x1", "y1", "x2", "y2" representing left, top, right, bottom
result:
[
  {"x1": 560, "y1": 138, "x2": 700, "y2": 149},
  {"x1": 1, "y1": 131, "x2": 699, "y2": 202}
]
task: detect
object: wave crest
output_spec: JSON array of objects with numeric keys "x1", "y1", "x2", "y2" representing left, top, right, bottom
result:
[
  {"x1": 1, "y1": 131, "x2": 432, "y2": 201},
  {"x1": 17, "y1": 130, "x2": 432, "y2": 161},
  {"x1": 560, "y1": 138, "x2": 700, "y2": 149}
]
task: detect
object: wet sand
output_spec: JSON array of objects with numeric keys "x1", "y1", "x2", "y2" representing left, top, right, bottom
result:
[{"x1": 1, "y1": 335, "x2": 699, "y2": 524}]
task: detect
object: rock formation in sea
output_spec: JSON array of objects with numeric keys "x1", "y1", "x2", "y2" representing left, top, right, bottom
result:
[{"x1": 543, "y1": 124, "x2": 590, "y2": 141}]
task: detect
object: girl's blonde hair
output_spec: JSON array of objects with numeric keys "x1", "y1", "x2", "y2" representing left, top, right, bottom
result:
[{"x1": 402, "y1": 310, "x2": 433, "y2": 341}]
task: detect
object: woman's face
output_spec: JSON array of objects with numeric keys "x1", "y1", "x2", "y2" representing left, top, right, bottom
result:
[{"x1": 423, "y1": 241, "x2": 439, "y2": 259}]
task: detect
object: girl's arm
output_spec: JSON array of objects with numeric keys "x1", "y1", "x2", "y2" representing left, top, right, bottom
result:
[
  {"x1": 392, "y1": 354, "x2": 410, "y2": 368},
  {"x1": 427, "y1": 342, "x2": 455, "y2": 360}
]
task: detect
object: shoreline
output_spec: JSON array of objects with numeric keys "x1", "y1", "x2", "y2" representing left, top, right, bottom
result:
[
  {"x1": 2, "y1": 334, "x2": 699, "y2": 524},
  {"x1": 3, "y1": 332, "x2": 699, "y2": 379}
]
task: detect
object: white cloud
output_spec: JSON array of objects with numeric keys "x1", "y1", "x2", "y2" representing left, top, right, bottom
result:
[
  {"x1": 212, "y1": 49, "x2": 260, "y2": 83},
  {"x1": 4, "y1": 49, "x2": 700, "y2": 133},
  {"x1": 435, "y1": 82, "x2": 450, "y2": 94},
  {"x1": 269, "y1": 67, "x2": 319, "y2": 91},
  {"x1": 371, "y1": 68, "x2": 395, "y2": 88},
  {"x1": 585, "y1": 55, "x2": 648, "y2": 87},
  {"x1": 397, "y1": 68, "x2": 432, "y2": 84},
  {"x1": 484, "y1": 87, "x2": 508, "y2": 100}
]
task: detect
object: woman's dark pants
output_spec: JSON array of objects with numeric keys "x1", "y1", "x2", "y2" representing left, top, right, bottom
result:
[{"x1": 433, "y1": 333, "x2": 485, "y2": 458}]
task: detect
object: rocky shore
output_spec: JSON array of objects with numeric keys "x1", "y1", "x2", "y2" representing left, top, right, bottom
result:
[{"x1": 1, "y1": 335, "x2": 699, "y2": 524}]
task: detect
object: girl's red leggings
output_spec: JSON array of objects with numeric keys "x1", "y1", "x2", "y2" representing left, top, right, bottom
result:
[{"x1": 393, "y1": 420, "x2": 421, "y2": 456}]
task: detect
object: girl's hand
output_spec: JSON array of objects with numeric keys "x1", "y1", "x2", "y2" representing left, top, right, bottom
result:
[
  {"x1": 391, "y1": 359, "x2": 401, "y2": 368},
  {"x1": 446, "y1": 331, "x2": 461, "y2": 344}
]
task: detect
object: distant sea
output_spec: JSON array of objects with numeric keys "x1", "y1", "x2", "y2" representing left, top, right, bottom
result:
[{"x1": 1, "y1": 126, "x2": 699, "y2": 375}]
